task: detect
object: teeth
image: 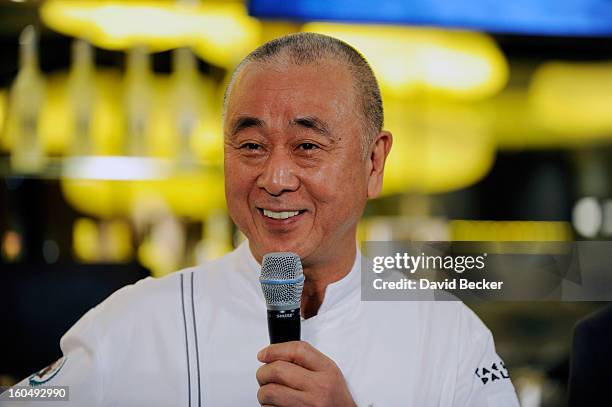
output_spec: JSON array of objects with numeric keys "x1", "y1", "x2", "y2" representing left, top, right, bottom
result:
[{"x1": 263, "y1": 209, "x2": 300, "y2": 220}]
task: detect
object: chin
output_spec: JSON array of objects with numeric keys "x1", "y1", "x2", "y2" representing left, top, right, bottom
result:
[
  {"x1": 264, "y1": 241, "x2": 300, "y2": 254},
  {"x1": 260, "y1": 237, "x2": 308, "y2": 257}
]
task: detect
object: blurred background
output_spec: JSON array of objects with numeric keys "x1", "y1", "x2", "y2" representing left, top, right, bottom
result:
[{"x1": 0, "y1": 0, "x2": 611, "y2": 405}]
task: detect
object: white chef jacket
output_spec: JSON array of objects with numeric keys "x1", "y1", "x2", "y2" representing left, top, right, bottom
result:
[{"x1": 3, "y1": 241, "x2": 519, "y2": 407}]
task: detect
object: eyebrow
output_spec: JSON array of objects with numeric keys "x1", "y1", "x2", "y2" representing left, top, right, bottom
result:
[
  {"x1": 290, "y1": 116, "x2": 331, "y2": 137},
  {"x1": 229, "y1": 116, "x2": 265, "y2": 137},
  {"x1": 228, "y1": 115, "x2": 334, "y2": 140}
]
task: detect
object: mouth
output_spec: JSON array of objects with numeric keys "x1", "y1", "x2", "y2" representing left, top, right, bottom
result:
[{"x1": 257, "y1": 207, "x2": 307, "y2": 222}]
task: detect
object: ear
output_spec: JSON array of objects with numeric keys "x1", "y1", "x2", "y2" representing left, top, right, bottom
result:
[{"x1": 366, "y1": 130, "x2": 393, "y2": 199}]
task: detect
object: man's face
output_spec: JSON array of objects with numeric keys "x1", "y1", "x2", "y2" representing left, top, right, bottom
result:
[{"x1": 223, "y1": 59, "x2": 371, "y2": 265}]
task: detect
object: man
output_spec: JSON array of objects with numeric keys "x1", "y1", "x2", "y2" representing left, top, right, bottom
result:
[
  {"x1": 2, "y1": 33, "x2": 519, "y2": 406},
  {"x1": 568, "y1": 304, "x2": 612, "y2": 406}
]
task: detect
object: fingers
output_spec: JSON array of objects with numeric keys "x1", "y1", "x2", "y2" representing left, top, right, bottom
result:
[
  {"x1": 257, "y1": 383, "x2": 305, "y2": 407},
  {"x1": 256, "y1": 360, "x2": 311, "y2": 390},
  {"x1": 256, "y1": 342, "x2": 356, "y2": 407},
  {"x1": 257, "y1": 341, "x2": 333, "y2": 372}
]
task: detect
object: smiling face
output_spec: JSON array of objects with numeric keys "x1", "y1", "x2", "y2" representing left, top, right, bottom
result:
[{"x1": 224, "y1": 59, "x2": 377, "y2": 266}]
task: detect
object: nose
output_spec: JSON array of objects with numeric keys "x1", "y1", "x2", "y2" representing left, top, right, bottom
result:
[{"x1": 256, "y1": 148, "x2": 299, "y2": 196}]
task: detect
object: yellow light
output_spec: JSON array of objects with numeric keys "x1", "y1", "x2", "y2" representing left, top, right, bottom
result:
[
  {"x1": 6, "y1": 69, "x2": 124, "y2": 155},
  {"x1": 450, "y1": 220, "x2": 573, "y2": 241},
  {"x1": 0, "y1": 90, "x2": 6, "y2": 151},
  {"x1": 529, "y1": 61, "x2": 612, "y2": 140},
  {"x1": 484, "y1": 89, "x2": 545, "y2": 150},
  {"x1": 303, "y1": 23, "x2": 508, "y2": 100},
  {"x1": 90, "y1": 70, "x2": 125, "y2": 155},
  {"x1": 40, "y1": 1, "x2": 261, "y2": 67},
  {"x1": 192, "y1": 120, "x2": 224, "y2": 164},
  {"x1": 2, "y1": 230, "x2": 22, "y2": 261},
  {"x1": 73, "y1": 217, "x2": 99, "y2": 262},
  {"x1": 148, "y1": 71, "x2": 218, "y2": 159},
  {"x1": 104, "y1": 219, "x2": 133, "y2": 262},
  {"x1": 17, "y1": 65, "x2": 218, "y2": 157},
  {"x1": 61, "y1": 171, "x2": 225, "y2": 220},
  {"x1": 73, "y1": 217, "x2": 132, "y2": 262},
  {"x1": 39, "y1": 72, "x2": 71, "y2": 155},
  {"x1": 382, "y1": 97, "x2": 495, "y2": 194}
]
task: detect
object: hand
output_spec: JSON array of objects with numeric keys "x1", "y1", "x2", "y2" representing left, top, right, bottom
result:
[{"x1": 256, "y1": 341, "x2": 357, "y2": 407}]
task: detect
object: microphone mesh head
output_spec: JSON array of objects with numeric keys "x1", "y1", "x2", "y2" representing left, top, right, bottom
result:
[{"x1": 260, "y1": 252, "x2": 304, "y2": 310}]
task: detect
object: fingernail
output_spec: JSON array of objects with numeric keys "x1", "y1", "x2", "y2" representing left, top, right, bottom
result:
[{"x1": 257, "y1": 348, "x2": 265, "y2": 361}]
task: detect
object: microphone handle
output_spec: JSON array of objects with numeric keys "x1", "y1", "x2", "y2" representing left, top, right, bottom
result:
[{"x1": 267, "y1": 308, "x2": 301, "y2": 344}]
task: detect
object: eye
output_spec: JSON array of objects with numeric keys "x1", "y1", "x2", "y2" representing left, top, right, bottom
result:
[
  {"x1": 298, "y1": 143, "x2": 319, "y2": 151},
  {"x1": 240, "y1": 143, "x2": 262, "y2": 151}
]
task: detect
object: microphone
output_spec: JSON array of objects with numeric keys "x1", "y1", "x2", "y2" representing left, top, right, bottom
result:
[{"x1": 259, "y1": 252, "x2": 305, "y2": 344}]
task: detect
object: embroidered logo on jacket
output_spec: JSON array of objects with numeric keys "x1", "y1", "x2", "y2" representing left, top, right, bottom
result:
[
  {"x1": 29, "y1": 356, "x2": 67, "y2": 386},
  {"x1": 475, "y1": 360, "x2": 509, "y2": 385}
]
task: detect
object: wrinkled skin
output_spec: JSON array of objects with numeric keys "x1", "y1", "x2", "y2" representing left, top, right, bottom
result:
[{"x1": 224, "y1": 59, "x2": 392, "y2": 280}]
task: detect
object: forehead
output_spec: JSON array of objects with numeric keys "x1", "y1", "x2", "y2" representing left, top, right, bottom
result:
[{"x1": 225, "y1": 59, "x2": 359, "y2": 126}]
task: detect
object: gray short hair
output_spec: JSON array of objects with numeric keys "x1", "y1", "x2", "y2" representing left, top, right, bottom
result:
[{"x1": 223, "y1": 32, "x2": 383, "y2": 155}]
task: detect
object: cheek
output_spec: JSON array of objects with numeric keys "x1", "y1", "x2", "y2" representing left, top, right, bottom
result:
[
  {"x1": 225, "y1": 178, "x2": 255, "y2": 235},
  {"x1": 302, "y1": 165, "x2": 339, "y2": 203},
  {"x1": 304, "y1": 159, "x2": 367, "y2": 210},
  {"x1": 226, "y1": 179, "x2": 251, "y2": 208},
  {"x1": 224, "y1": 163, "x2": 255, "y2": 212},
  {"x1": 225, "y1": 154, "x2": 255, "y2": 188}
]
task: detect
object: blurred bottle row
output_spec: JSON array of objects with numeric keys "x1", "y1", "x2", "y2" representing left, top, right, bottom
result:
[{"x1": 3, "y1": 26, "x2": 222, "y2": 175}]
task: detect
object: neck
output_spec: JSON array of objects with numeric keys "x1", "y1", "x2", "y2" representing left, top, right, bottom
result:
[{"x1": 300, "y1": 240, "x2": 356, "y2": 319}]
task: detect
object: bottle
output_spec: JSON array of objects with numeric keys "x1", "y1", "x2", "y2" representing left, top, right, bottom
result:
[
  {"x1": 8, "y1": 25, "x2": 46, "y2": 173},
  {"x1": 68, "y1": 39, "x2": 95, "y2": 156},
  {"x1": 172, "y1": 47, "x2": 201, "y2": 167},
  {"x1": 123, "y1": 46, "x2": 152, "y2": 156}
]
